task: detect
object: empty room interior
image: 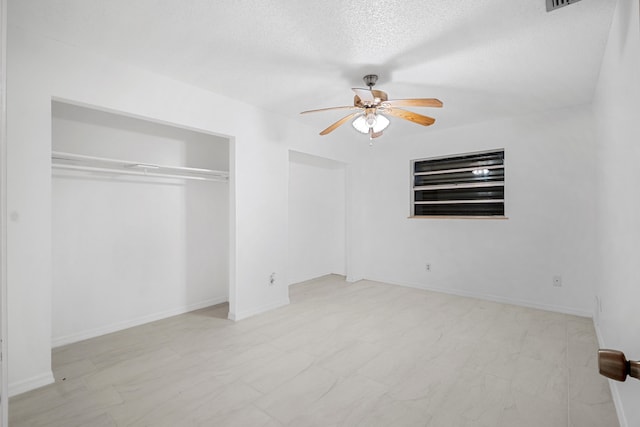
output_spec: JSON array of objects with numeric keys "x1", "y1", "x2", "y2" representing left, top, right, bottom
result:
[{"x1": 3, "y1": 0, "x2": 640, "y2": 426}]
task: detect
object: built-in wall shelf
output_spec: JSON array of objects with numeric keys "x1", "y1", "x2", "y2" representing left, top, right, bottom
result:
[{"x1": 51, "y1": 151, "x2": 229, "y2": 182}]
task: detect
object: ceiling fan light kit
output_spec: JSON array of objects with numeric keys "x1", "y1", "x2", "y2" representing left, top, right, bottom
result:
[
  {"x1": 352, "y1": 111, "x2": 389, "y2": 134},
  {"x1": 300, "y1": 74, "x2": 443, "y2": 141}
]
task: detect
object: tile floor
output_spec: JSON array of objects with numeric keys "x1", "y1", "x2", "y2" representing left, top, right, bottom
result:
[{"x1": 10, "y1": 275, "x2": 619, "y2": 426}]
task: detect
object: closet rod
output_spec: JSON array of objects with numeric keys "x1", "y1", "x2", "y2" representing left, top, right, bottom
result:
[
  {"x1": 52, "y1": 163, "x2": 227, "y2": 182},
  {"x1": 51, "y1": 151, "x2": 228, "y2": 176}
]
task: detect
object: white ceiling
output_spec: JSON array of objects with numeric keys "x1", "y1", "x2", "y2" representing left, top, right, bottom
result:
[{"x1": 11, "y1": 0, "x2": 617, "y2": 138}]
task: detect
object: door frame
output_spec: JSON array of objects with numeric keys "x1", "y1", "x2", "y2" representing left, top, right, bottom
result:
[{"x1": 1, "y1": 0, "x2": 9, "y2": 423}]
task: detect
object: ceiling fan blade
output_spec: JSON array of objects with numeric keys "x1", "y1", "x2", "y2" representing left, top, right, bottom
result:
[
  {"x1": 371, "y1": 89, "x2": 388, "y2": 101},
  {"x1": 385, "y1": 108, "x2": 436, "y2": 126},
  {"x1": 352, "y1": 88, "x2": 375, "y2": 103},
  {"x1": 300, "y1": 106, "x2": 356, "y2": 114},
  {"x1": 385, "y1": 98, "x2": 443, "y2": 108},
  {"x1": 319, "y1": 112, "x2": 361, "y2": 135}
]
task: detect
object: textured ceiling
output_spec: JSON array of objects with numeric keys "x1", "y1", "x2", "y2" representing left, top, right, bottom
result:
[{"x1": 11, "y1": 0, "x2": 617, "y2": 137}]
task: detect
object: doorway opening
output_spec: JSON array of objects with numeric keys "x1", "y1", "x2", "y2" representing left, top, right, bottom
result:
[{"x1": 51, "y1": 101, "x2": 232, "y2": 347}]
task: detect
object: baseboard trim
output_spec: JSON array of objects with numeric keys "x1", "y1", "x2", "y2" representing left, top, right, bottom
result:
[
  {"x1": 52, "y1": 296, "x2": 228, "y2": 348},
  {"x1": 365, "y1": 276, "x2": 592, "y2": 318},
  {"x1": 594, "y1": 323, "x2": 627, "y2": 427},
  {"x1": 228, "y1": 297, "x2": 290, "y2": 321},
  {"x1": 9, "y1": 371, "x2": 55, "y2": 397}
]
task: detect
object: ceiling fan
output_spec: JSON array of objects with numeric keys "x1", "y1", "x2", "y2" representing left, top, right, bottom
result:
[{"x1": 300, "y1": 74, "x2": 443, "y2": 139}]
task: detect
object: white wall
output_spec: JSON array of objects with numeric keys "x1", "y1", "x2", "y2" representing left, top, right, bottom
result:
[
  {"x1": 51, "y1": 102, "x2": 229, "y2": 346},
  {"x1": 360, "y1": 106, "x2": 598, "y2": 316},
  {"x1": 593, "y1": 1, "x2": 640, "y2": 426},
  {"x1": 6, "y1": 23, "x2": 354, "y2": 396},
  {"x1": 288, "y1": 151, "x2": 346, "y2": 284}
]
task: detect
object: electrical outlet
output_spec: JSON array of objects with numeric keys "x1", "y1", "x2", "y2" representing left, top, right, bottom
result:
[
  {"x1": 269, "y1": 272, "x2": 276, "y2": 286},
  {"x1": 425, "y1": 263, "x2": 431, "y2": 272},
  {"x1": 553, "y1": 275, "x2": 562, "y2": 287}
]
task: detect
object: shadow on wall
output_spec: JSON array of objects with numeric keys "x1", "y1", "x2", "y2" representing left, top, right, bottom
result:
[{"x1": 183, "y1": 132, "x2": 230, "y2": 310}]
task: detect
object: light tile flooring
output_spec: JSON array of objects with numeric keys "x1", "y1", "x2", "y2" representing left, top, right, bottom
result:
[{"x1": 10, "y1": 275, "x2": 619, "y2": 426}]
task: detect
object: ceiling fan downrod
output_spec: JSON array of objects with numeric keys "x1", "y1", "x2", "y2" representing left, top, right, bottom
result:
[{"x1": 363, "y1": 74, "x2": 378, "y2": 89}]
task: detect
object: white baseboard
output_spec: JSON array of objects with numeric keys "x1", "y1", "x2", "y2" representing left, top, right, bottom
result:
[
  {"x1": 365, "y1": 276, "x2": 593, "y2": 318},
  {"x1": 228, "y1": 297, "x2": 290, "y2": 321},
  {"x1": 9, "y1": 371, "x2": 55, "y2": 397},
  {"x1": 52, "y1": 296, "x2": 228, "y2": 348},
  {"x1": 594, "y1": 323, "x2": 627, "y2": 427},
  {"x1": 345, "y1": 275, "x2": 364, "y2": 283}
]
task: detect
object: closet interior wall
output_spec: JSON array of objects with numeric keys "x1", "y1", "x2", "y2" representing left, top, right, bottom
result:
[
  {"x1": 288, "y1": 151, "x2": 346, "y2": 285},
  {"x1": 51, "y1": 101, "x2": 229, "y2": 346}
]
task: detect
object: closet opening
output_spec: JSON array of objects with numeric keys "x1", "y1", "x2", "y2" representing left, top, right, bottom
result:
[
  {"x1": 51, "y1": 101, "x2": 231, "y2": 347},
  {"x1": 288, "y1": 151, "x2": 346, "y2": 285}
]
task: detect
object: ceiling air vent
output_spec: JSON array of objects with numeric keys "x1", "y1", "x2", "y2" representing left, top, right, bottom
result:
[{"x1": 546, "y1": 0, "x2": 582, "y2": 12}]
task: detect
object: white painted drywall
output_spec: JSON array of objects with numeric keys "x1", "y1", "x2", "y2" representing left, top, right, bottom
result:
[
  {"x1": 6, "y1": 24, "x2": 355, "y2": 395},
  {"x1": 360, "y1": 106, "x2": 598, "y2": 316},
  {"x1": 288, "y1": 151, "x2": 346, "y2": 285},
  {"x1": 593, "y1": 0, "x2": 640, "y2": 425},
  {"x1": 51, "y1": 102, "x2": 229, "y2": 346}
]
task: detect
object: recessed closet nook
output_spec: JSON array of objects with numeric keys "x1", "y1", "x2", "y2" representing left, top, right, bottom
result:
[{"x1": 51, "y1": 101, "x2": 230, "y2": 347}]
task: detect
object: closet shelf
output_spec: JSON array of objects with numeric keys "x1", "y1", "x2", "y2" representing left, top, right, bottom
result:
[{"x1": 51, "y1": 151, "x2": 229, "y2": 182}]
